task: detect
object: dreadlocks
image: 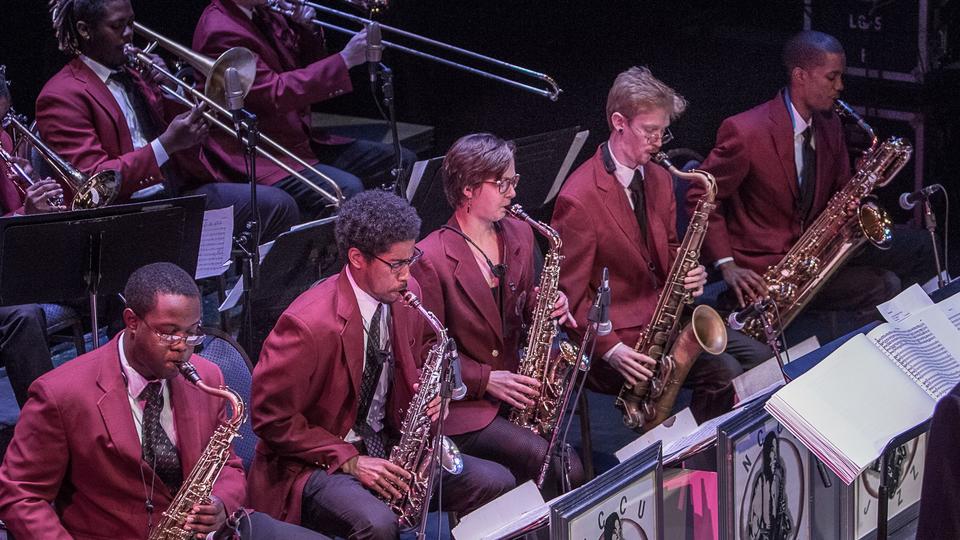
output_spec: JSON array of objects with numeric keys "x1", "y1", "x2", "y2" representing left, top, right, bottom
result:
[{"x1": 49, "y1": 0, "x2": 110, "y2": 55}]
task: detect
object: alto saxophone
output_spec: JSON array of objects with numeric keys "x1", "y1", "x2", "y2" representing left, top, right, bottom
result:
[
  {"x1": 737, "y1": 99, "x2": 912, "y2": 338},
  {"x1": 507, "y1": 204, "x2": 578, "y2": 437},
  {"x1": 149, "y1": 361, "x2": 245, "y2": 540},
  {"x1": 385, "y1": 290, "x2": 463, "y2": 530},
  {"x1": 615, "y1": 153, "x2": 728, "y2": 431}
]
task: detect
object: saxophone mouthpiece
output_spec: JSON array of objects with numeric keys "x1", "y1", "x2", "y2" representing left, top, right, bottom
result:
[
  {"x1": 650, "y1": 151, "x2": 676, "y2": 170},
  {"x1": 400, "y1": 289, "x2": 421, "y2": 309},
  {"x1": 506, "y1": 204, "x2": 525, "y2": 219},
  {"x1": 177, "y1": 360, "x2": 202, "y2": 385}
]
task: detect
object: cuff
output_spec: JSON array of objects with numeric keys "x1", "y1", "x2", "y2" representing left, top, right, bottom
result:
[
  {"x1": 150, "y1": 138, "x2": 169, "y2": 168},
  {"x1": 602, "y1": 342, "x2": 626, "y2": 361},
  {"x1": 713, "y1": 257, "x2": 734, "y2": 269}
]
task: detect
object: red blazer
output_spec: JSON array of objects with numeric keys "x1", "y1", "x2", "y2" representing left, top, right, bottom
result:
[
  {"x1": 192, "y1": 0, "x2": 353, "y2": 185},
  {"x1": 248, "y1": 268, "x2": 420, "y2": 524},
  {"x1": 35, "y1": 58, "x2": 216, "y2": 199},
  {"x1": 0, "y1": 334, "x2": 246, "y2": 540},
  {"x1": 551, "y1": 144, "x2": 678, "y2": 394},
  {"x1": 688, "y1": 91, "x2": 850, "y2": 274},
  {"x1": 0, "y1": 130, "x2": 26, "y2": 216},
  {"x1": 410, "y1": 216, "x2": 537, "y2": 435}
]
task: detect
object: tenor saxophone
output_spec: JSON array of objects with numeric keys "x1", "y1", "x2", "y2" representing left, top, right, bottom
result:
[
  {"x1": 385, "y1": 290, "x2": 463, "y2": 530},
  {"x1": 149, "y1": 361, "x2": 245, "y2": 540},
  {"x1": 507, "y1": 204, "x2": 578, "y2": 437},
  {"x1": 615, "y1": 153, "x2": 728, "y2": 431},
  {"x1": 737, "y1": 100, "x2": 912, "y2": 338}
]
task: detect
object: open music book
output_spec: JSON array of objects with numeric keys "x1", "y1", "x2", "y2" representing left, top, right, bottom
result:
[{"x1": 765, "y1": 288, "x2": 960, "y2": 484}]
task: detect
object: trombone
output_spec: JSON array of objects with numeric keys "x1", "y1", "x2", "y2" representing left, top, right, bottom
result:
[
  {"x1": 265, "y1": 0, "x2": 562, "y2": 101},
  {"x1": 126, "y1": 23, "x2": 344, "y2": 207},
  {"x1": 1, "y1": 109, "x2": 120, "y2": 210}
]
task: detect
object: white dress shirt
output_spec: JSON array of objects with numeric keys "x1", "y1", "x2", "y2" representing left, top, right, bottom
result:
[
  {"x1": 118, "y1": 331, "x2": 178, "y2": 446},
  {"x1": 344, "y1": 266, "x2": 392, "y2": 442}
]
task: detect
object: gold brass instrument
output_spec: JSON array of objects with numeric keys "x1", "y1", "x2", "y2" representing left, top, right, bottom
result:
[
  {"x1": 736, "y1": 99, "x2": 911, "y2": 339},
  {"x1": 615, "y1": 153, "x2": 728, "y2": 431},
  {"x1": 389, "y1": 290, "x2": 463, "y2": 530},
  {"x1": 2, "y1": 109, "x2": 119, "y2": 209},
  {"x1": 125, "y1": 23, "x2": 343, "y2": 207},
  {"x1": 150, "y1": 359, "x2": 245, "y2": 540},
  {"x1": 507, "y1": 204, "x2": 577, "y2": 438},
  {"x1": 265, "y1": 0, "x2": 562, "y2": 101}
]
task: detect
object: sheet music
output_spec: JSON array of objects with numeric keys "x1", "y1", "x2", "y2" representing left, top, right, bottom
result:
[
  {"x1": 936, "y1": 290, "x2": 960, "y2": 331},
  {"x1": 877, "y1": 283, "x2": 933, "y2": 323},
  {"x1": 218, "y1": 240, "x2": 275, "y2": 312},
  {"x1": 868, "y1": 305, "x2": 960, "y2": 400},
  {"x1": 662, "y1": 406, "x2": 751, "y2": 463},
  {"x1": 733, "y1": 336, "x2": 819, "y2": 402},
  {"x1": 195, "y1": 206, "x2": 234, "y2": 279},
  {"x1": 615, "y1": 408, "x2": 696, "y2": 463}
]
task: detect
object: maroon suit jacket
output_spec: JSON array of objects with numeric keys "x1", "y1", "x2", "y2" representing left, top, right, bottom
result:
[
  {"x1": 35, "y1": 58, "x2": 216, "y2": 199},
  {"x1": 248, "y1": 268, "x2": 420, "y2": 524},
  {"x1": 688, "y1": 91, "x2": 850, "y2": 274},
  {"x1": 0, "y1": 130, "x2": 26, "y2": 216},
  {"x1": 551, "y1": 144, "x2": 678, "y2": 393},
  {"x1": 0, "y1": 334, "x2": 246, "y2": 540},
  {"x1": 410, "y1": 216, "x2": 537, "y2": 435},
  {"x1": 192, "y1": 0, "x2": 353, "y2": 185}
]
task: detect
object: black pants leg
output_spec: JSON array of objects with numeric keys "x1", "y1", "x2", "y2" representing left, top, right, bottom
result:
[
  {"x1": 0, "y1": 305, "x2": 53, "y2": 408},
  {"x1": 312, "y1": 140, "x2": 417, "y2": 190},
  {"x1": 185, "y1": 182, "x2": 301, "y2": 243},
  {"x1": 274, "y1": 165, "x2": 364, "y2": 221}
]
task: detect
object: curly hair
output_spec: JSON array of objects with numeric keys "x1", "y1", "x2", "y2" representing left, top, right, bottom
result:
[
  {"x1": 605, "y1": 66, "x2": 687, "y2": 130},
  {"x1": 335, "y1": 190, "x2": 421, "y2": 258},
  {"x1": 49, "y1": 0, "x2": 111, "y2": 55},
  {"x1": 123, "y1": 262, "x2": 201, "y2": 317},
  {"x1": 440, "y1": 133, "x2": 516, "y2": 210},
  {"x1": 782, "y1": 30, "x2": 844, "y2": 78}
]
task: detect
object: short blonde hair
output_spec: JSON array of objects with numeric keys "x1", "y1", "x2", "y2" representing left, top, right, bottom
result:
[{"x1": 605, "y1": 66, "x2": 687, "y2": 130}]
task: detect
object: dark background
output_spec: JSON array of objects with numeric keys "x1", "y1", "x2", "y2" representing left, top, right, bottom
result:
[{"x1": 3, "y1": 0, "x2": 958, "y2": 271}]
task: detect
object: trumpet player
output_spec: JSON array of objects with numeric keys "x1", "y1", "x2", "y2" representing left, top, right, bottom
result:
[
  {"x1": 192, "y1": 0, "x2": 417, "y2": 218},
  {"x1": 551, "y1": 67, "x2": 768, "y2": 424},
  {"x1": 249, "y1": 190, "x2": 513, "y2": 539},
  {"x1": 0, "y1": 69, "x2": 64, "y2": 215},
  {"x1": 688, "y1": 30, "x2": 932, "y2": 328},
  {"x1": 39, "y1": 0, "x2": 299, "y2": 241}
]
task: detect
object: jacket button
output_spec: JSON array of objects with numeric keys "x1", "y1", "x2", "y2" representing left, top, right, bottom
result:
[{"x1": 491, "y1": 349, "x2": 499, "y2": 357}]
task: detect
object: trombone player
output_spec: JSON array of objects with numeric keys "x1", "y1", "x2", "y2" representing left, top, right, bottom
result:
[
  {"x1": 38, "y1": 0, "x2": 300, "y2": 242},
  {"x1": 192, "y1": 0, "x2": 416, "y2": 219}
]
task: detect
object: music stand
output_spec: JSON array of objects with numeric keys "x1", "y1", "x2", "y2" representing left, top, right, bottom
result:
[
  {"x1": 238, "y1": 217, "x2": 340, "y2": 360},
  {"x1": 0, "y1": 196, "x2": 205, "y2": 348}
]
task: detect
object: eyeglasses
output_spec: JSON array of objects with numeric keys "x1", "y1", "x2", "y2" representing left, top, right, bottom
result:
[
  {"x1": 137, "y1": 316, "x2": 205, "y2": 346},
  {"x1": 370, "y1": 246, "x2": 424, "y2": 272},
  {"x1": 482, "y1": 173, "x2": 521, "y2": 194},
  {"x1": 635, "y1": 125, "x2": 673, "y2": 145}
]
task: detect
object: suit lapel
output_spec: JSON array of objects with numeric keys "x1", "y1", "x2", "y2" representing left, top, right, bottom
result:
[
  {"x1": 641, "y1": 165, "x2": 672, "y2": 276},
  {"x1": 768, "y1": 95, "x2": 801, "y2": 200},
  {"x1": 594, "y1": 156, "x2": 651, "y2": 263},
  {"x1": 335, "y1": 270, "x2": 365, "y2": 397},
  {"x1": 442, "y1": 221, "x2": 503, "y2": 338},
  {"x1": 170, "y1": 372, "x2": 204, "y2": 478},
  {"x1": 71, "y1": 58, "x2": 134, "y2": 154},
  {"x1": 95, "y1": 343, "x2": 145, "y2": 470}
]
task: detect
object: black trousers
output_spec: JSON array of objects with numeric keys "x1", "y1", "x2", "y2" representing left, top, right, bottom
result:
[
  {"x1": 185, "y1": 182, "x2": 300, "y2": 243},
  {"x1": 230, "y1": 510, "x2": 332, "y2": 540},
  {"x1": 0, "y1": 304, "x2": 53, "y2": 408},
  {"x1": 312, "y1": 139, "x2": 417, "y2": 191},
  {"x1": 689, "y1": 328, "x2": 771, "y2": 423}
]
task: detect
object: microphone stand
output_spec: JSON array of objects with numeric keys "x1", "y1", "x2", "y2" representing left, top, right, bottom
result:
[
  {"x1": 371, "y1": 63, "x2": 404, "y2": 194},
  {"x1": 924, "y1": 199, "x2": 946, "y2": 290},
  {"x1": 757, "y1": 309, "x2": 790, "y2": 383},
  {"x1": 233, "y1": 109, "x2": 261, "y2": 355},
  {"x1": 415, "y1": 337, "x2": 455, "y2": 540}
]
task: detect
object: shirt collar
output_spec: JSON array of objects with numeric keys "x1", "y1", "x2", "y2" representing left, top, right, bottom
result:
[
  {"x1": 345, "y1": 266, "x2": 386, "y2": 325},
  {"x1": 80, "y1": 55, "x2": 115, "y2": 85},
  {"x1": 235, "y1": 3, "x2": 255, "y2": 19},
  {"x1": 784, "y1": 88, "x2": 811, "y2": 137},
  {"x1": 118, "y1": 330, "x2": 165, "y2": 399},
  {"x1": 607, "y1": 141, "x2": 644, "y2": 189}
]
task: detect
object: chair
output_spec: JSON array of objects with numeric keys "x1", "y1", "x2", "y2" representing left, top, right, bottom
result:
[
  {"x1": 40, "y1": 303, "x2": 86, "y2": 356},
  {"x1": 195, "y1": 327, "x2": 258, "y2": 471}
]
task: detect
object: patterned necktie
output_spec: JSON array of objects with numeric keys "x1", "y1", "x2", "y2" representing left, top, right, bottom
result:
[
  {"x1": 354, "y1": 303, "x2": 386, "y2": 458},
  {"x1": 140, "y1": 382, "x2": 183, "y2": 494},
  {"x1": 628, "y1": 169, "x2": 649, "y2": 242},
  {"x1": 109, "y1": 70, "x2": 159, "y2": 141},
  {"x1": 798, "y1": 126, "x2": 816, "y2": 219}
]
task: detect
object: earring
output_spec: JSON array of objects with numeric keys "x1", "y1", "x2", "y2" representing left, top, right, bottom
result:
[
  {"x1": 618, "y1": 127, "x2": 623, "y2": 133},
  {"x1": 466, "y1": 198, "x2": 472, "y2": 213}
]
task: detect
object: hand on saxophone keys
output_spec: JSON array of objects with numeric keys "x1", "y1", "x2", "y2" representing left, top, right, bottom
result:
[
  {"x1": 486, "y1": 371, "x2": 540, "y2": 409},
  {"x1": 606, "y1": 345, "x2": 656, "y2": 386},
  {"x1": 182, "y1": 495, "x2": 227, "y2": 538},
  {"x1": 413, "y1": 382, "x2": 448, "y2": 423},
  {"x1": 682, "y1": 264, "x2": 708, "y2": 298},
  {"x1": 719, "y1": 260, "x2": 768, "y2": 308},
  {"x1": 535, "y1": 287, "x2": 577, "y2": 328},
  {"x1": 342, "y1": 455, "x2": 412, "y2": 502}
]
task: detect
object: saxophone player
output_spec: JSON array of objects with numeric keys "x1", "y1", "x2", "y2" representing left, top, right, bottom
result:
[
  {"x1": 410, "y1": 132, "x2": 584, "y2": 494},
  {"x1": 551, "y1": 67, "x2": 768, "y2": 424},
  {"x1": 249, "y1": 190, "x2": 514, "y2": 539},
  {"x1": 687, "y1": 30, "x2": 932, "y2": 327},
  {"x1": 0, "y1": 263, "x2": 326, "y2": 539}
]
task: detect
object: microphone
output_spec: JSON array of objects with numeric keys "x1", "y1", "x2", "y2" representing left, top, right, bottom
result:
[
  {"x1": 224, "y1": 66, "x2": 245, "y2": 127},
  {"x1": 728, "y1": 298, "x2": 773, "y2": 331},
  {"x1": 446, "y1": 339, "x2": 467, "y2": 400},
  {"x1": 899, "y1": 185, "x2": 940, "y2": 210},
  {"x1": 597, "y1": 267, "x2": 612, "y2": 335},
  {"x1": 366, "y1": 22, "x2": 382, "y2": 82}
]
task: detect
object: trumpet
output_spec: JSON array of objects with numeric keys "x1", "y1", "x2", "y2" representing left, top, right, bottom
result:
[
  {"x1": 2, "y1": 109, "x2": 119, "y2": 210},
  {"x1": 265, "y1": 0, "x2": 562, "y2": 101},
  {"x1": 126, "y1": 23, "x2": 344, "y2": 207}
]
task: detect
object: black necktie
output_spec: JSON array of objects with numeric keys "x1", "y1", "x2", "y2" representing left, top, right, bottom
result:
[
  {"x1": 109, "y1": 70, "x2": 159, "y2": 141},
  {"x1": 798, "y1": 126, "x2": 816, "y2": 219},
  {"x1": 140, "y1": 382, "x2": 183, "y2": 494},
  {"x1": 628, "y1": 169, "x2": 649, "y2": 242},
  {"x1": 354, "y1": 303, "x2": 386, "y2": 458}
]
